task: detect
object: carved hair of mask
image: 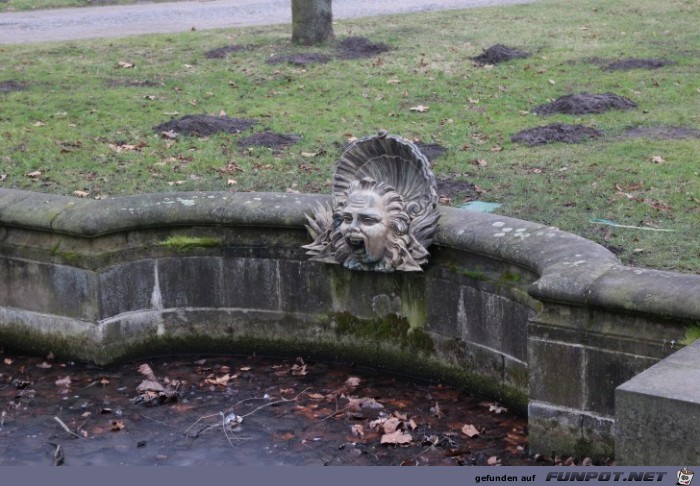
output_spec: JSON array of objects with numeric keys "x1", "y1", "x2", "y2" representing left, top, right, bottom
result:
[{"x1": 303, "y1": 131, "x2": 439, "y2": 272}]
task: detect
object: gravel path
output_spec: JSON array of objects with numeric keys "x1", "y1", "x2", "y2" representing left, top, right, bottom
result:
[{"x1": 0, "y1": 0, "x2": 536, "y2": 45}]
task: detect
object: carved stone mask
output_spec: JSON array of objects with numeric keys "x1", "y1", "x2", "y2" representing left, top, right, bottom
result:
[
  {"x1": 303, "y1": 131, "x2": 439, "y2": 272},
  {"x1": 339, "y1": 189, "x2": 389, "y2": 265}
]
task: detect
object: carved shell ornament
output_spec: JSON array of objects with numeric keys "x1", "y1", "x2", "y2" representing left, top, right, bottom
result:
[{"x1": 303, "y1": 130, "x2": 440, "y2": 272}]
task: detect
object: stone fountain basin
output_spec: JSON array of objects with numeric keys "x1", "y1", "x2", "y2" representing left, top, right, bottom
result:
[{"x1": 0, "y1": 188, "x2": 698, "y2": 463}]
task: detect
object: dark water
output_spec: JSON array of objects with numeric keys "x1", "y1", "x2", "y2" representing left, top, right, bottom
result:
[{"x1": 0, "y1": 353, "x2": 531, "y2": 466}]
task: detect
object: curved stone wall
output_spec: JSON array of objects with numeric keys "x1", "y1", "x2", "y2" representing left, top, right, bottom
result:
[{"x1": 1, "y1": 188, "x2": 698, "y2": 460}]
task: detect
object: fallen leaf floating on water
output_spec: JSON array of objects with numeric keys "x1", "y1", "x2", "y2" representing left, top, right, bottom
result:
[
  {"x1": 346, "y1": 397, "x2": 384, "y2": 412},
  {"x1": 55, "y1": 376, "x2": 71, "y2": 387},
  {"x1": 138, "y1": 363, "x2": 158, "y2": 381},
  {"x1": 481, "y1": 401, "x2": 508, "y2": 414},
  {"x1": 345, "y1": 376, "x2": 361, "y2": 388},
  {"x1": 290, "y1": 363, "x2": 307, "y2": 375},
  {"x1": 351, "y1": 424, "x2": 365, "y2": 438},
  {"x1": 461, "y1": 424, "x2": 480, "y2": 438},
  {"x1": 380, "y1": 430, "x2": 413, "y2": 445}
]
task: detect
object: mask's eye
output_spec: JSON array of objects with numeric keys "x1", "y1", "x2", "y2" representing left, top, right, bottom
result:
[
  {"x1": 362, "y1": 217, "x2": 379, "y2": 226},
  {"x1": 342, "y1": 214, "x2": 353, "y2": 224}
]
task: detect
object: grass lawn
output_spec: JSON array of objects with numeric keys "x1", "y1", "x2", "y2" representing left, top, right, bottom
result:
[{"x1": 0, "y1": 0, "x2": 698, "y2": 273}]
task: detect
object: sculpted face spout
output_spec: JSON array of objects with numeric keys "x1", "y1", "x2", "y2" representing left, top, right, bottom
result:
[
  {"x1": 339, "y1": 190, "x2": 389, "y2": 265},
  {"x1": 303, "y1": 131, "x2": 440, "y2": 272}
]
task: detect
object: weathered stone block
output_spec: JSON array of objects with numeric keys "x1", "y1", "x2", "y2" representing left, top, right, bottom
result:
[
  {"x1": 278, "y1": 260, "x2": 334, "y2": 315},
  {"x1": 223, "y1": 257, "x2": 280, "y2": 311},
  {"x1": 98, "y1": 260, "x2": 155, "y2": 319},
  {"x1": 0, "y1": 257, "x2": 96, "y2": 320},
  {"x1": 528, "y1": 337, "x2": 584, "y2": 409},
  {"x1": 615, "y1": 339, "x2": 700, "y2": 465},
  {"x1": 158, "y1": 257, "x2": 224, "y2": 309}
]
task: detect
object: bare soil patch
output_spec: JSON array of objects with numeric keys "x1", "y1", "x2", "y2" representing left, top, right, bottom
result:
[
  {"x1": 471, "y1": 44, "x2": 530, "y2": 65},
  {"x1": 415, "y1": 142, "x2": 447, "y2": 162},
  {"x1": 436, "y1": 177, "x2": 479, "y2": 202},
  {"x1": 237, "y1": 131, "x2": 301, "y2": 150},
  {"x1": 266, "y1": 53, "x2": 332, "y2": 66},
  {"x1": 602, "y1": 58, "x2": 674, "y2": 71},
  {"x1": 153, "y1": 115, "x2": 258, "y2": 137},
  {"x1": 0, "y1": 353, "x2": 533, "y2": 466},
  {"x1": 533, "y1": 92, "x2": 636, "y2": 116},
  {"x1": 0, "y1": 80, "x2": 27, "y2": 93},
  {"x1": 335, "y1": 36, "x2": 391, "y2": 60},
  {"x1": 511, "y1": 123, "x2": 603, "y2": 146},
  {"x1": 620, "y1": 125, "x2": 700, "y2": 140},
  {"x1": 204, "y1": 44, "x2": 252, "y2": 59}
]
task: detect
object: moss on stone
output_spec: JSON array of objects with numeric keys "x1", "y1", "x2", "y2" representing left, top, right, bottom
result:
[
  {"x1": 681, "y1": 325, "x2": 700, "y2": 346},
  {"x1": 332, "y1": 311, "x2": 435, "y2": 354},
  {"x1": 158, "y1": 236, "x2": 222, "y2": 251}
]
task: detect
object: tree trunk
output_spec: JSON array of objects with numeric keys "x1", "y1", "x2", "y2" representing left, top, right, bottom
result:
[{"x1": 291, "y1": 0, "x2": 334, "y2": 46}]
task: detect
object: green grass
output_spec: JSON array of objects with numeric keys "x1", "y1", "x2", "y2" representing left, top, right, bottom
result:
[{"x1": 0, "y1": 0, "x2": 698, "y2": 273}]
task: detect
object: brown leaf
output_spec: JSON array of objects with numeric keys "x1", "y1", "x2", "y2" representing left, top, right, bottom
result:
[
  {"x1": 136, "y1": 379, "x2": 165, "y2": 392},
  {"x1": 461, "y1": 424, "x2": 480, "y2": 438},
  {"x1": 382, "y1": 417, "x2": 402, "y2": 434},
  {"x1": 138, "y1": 364, "x2": 157, "y2": 381},
  {"x1": 204, "y1": 374, "x2": 231, "y2": 386},
  {"x1": 650, "y1": 155, "x2": 665, "y2": 164},
  {"x1": 111, "y1": 420, "x2": 125, "y2": 431},
  {"x1": 159, "y1": 130, "x2": 178, "y2": 139},
  {"x1": 487, "y1": 455, "x2": 500, "y2": 465},
  {"x1": 116, "y1": 61, "x2": 135, "y2": 69},
  {"x1": 345, "y1": 376, "x2": 361, "y2": 388},
  {"x1": 351, "y1": 424, "x2": 365, "y2": 438},
  {"x1": 290, "y1": 363, "x2": 307, "y2": 376},
  {"x1": 26, "y1": 170, "x2": 42, "y2": 178},
  {"x1": 380, "y1": 430, "x2": 412, "y2": 445},
  {"x1": 73, "y1": 190, "x2": 90, "y2": 198},
  {"x1": 55, "y1": 375, "x2": 71, "y2": 387},
  {"x1": 346, "y1": 397, "x2": 384, "y2": 412}
]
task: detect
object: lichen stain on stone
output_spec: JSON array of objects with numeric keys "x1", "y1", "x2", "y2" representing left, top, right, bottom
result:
[
  {"x1": 331, "y1": 311, "x2": 435, "y2": 354},
  {"x1": 177, "y1": 198, "x2": 195, "y2": 206}
]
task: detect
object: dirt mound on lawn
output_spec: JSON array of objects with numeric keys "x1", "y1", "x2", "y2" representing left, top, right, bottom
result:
[
  {"x1": 511, "y1": 123, "x2": 603, "y2": 146},
  {"x1": 335, "y1": 36, "x2": 391, "y2": 60},
  {"x1": 471, "y1": 44, "x2": 530, "y2": 65},
  {"x1": 153, "y1": 115, "x2": 258, "y2": 137},
  {"x1": 602, "y1": 58, "x2": 674, "y2": 71},
  {"x1": 237, "y1": 131, "x2": 301, "y2": 149},
  {"x1": 205, "y1": 44, "x2": 252, "y2": 59},
  {"x1": 620, "y1": 125, "x2": 700, "y2": 140},
  {"x1": 533, "y1": 92, "x2": 636, "y2": 115}
]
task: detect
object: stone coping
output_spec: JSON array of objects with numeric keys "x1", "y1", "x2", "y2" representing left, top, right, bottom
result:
[{"x1": 1, "y1": 188, "x2": 699, "y2": 322}]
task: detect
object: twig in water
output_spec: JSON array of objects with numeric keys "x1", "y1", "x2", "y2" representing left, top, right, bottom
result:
[{"x1": 53, "y1": 416, "x2": 82, "y2": 439}]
